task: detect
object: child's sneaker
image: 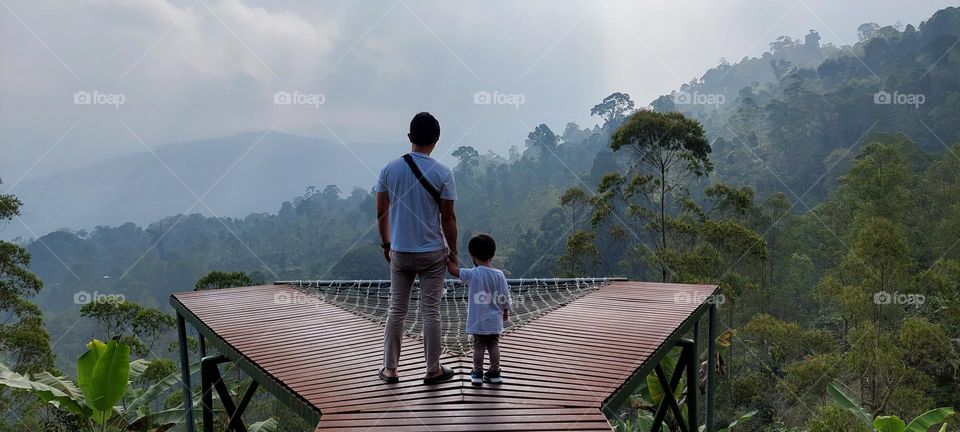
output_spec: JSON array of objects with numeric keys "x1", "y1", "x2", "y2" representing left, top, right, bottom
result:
[
  {"x1": 470, "y1": 368, "x2": 484, "y2": 386},
  {"x1": 483, "y1": 369, "x2": 503, "y2": 384}
]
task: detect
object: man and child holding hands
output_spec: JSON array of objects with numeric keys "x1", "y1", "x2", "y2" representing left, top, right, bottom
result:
[{"x1": 375, "y1": 112, "x2": 512, "y2": 386}]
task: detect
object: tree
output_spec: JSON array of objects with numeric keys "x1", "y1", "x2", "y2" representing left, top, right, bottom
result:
[
  {"x1": 650, "y1": 95, "x2": 677, "y2": 113},
  {"x1": 557, "y1": 231, "x2": 601, "y2": 277},
  {"x1": 80, "y1": 300, "x2": 175, "y2": 357},
  {"x1": 590, "y1": 92, "x2": 635, "y2": 124},
  {"x1": 857, "y1": 23, "x2": 880, "y2": 42},
  {"x1": 605, "y1": 110, "x2": 712, "y2": 281},
  {"x1": 194, "y1": 271, "x2": 254, "y2": 291},
  {"x1": 452, "y1": 145, "x2": 480, "y2": 169},
  {"x1": 770, "y1": 58, "x2": 792, "y2": 80},
  {"x1": 559, "y1": 186, "x2": 590, "y2": 230},
  {"x1": 804, "y1": 30, "x2": 822, "y2": 48},
  {"x1": 0, "y1": 177, "x2": 55, "y2": 374},
  {"x1": 769, "y1": 35, "x2": 795, "y2": 53},
  {"x1": 524, "y1": 124, "x2": 558, "y2": 152}
]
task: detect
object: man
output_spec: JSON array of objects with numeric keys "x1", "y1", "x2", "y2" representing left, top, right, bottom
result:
[{"x1": 375, "y1": 112, "x2": 458, "y2": 384}]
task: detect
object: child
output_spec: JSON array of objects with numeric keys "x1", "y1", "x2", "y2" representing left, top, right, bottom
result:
[{"x1": 447, "y1": 234, "x2": 511, "y2": 386}]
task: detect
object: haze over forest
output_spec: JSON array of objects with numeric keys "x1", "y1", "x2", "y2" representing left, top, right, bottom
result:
[{"x1": 1, "y1": 0, "x2": 953, "y2": 238}]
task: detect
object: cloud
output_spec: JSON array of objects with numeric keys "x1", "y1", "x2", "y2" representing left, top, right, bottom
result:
[{"x1": 1, "y1": 0, "x2": 956, "y2": 181}]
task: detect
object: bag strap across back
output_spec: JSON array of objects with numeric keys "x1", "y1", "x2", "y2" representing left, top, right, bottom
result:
[{"x1": 402, "y1": 153, "x2": 442, "y2": 205}]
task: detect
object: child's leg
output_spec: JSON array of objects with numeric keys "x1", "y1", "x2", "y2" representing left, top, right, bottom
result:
[
  {"x1": 487, "y1": 335, "x2": 501, "y2": 372},
  {"x1": 472, "y1": 335, "x2": 486, "y2": 370}
]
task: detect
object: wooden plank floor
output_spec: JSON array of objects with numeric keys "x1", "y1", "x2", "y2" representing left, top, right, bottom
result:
[{"x1": 171, "y1": 281, "x2": 718, "y2": 431}]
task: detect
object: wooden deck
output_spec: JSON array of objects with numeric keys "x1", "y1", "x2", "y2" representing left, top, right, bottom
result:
[{"x1": 171, "y1": 281, "x2": 718, "y2": 431}]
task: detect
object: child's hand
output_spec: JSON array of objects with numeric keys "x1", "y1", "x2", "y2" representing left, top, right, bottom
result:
[
  {"x1": 503, "y1": 310, "x2": 510, "y2": 321},
  {"x1": 446, "y1": 259, "x2": 459, "y2": 278}
]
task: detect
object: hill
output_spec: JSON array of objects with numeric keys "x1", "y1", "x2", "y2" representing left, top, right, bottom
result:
[{"x1": 6, "y1": 131, "x2": 396, "y2": 240}]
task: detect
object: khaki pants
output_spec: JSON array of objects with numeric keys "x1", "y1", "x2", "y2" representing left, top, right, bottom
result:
[{"x1": 383, "y1": 249, "x2": 447, "y2": 373}]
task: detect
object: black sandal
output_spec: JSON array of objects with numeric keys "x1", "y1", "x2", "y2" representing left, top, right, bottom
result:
[
  {"x1": 378, "y1": 367, "x2": 399, "y2": 384},
  {"x1": 422, "y1": 365, "x2": 455, "y2": 384}
]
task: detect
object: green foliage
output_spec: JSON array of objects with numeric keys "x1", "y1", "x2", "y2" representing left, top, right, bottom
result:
[
  {"x1": 0, "y1": 339, "x2": 245, "y2": 432},
  {"x1": 557, "y1": 230, "x2": 601, "y2": 277},
  {"x1": 827, "y1": 380, "x2": 956, "y2": 432},
  {"x1": 81, "y1": 339, "x2": 130, "y2": 423},
  {"x1": 80, "y1": 300, "x2": 175, "y2": 357},
  {"x1": 591, "y1": 92, "x2": 636, "y2": 124},
  {"x1": 0, "y1": 177, "x2": 55, "y2": 374},
  {"x1": 195, "y1": 270, "x2": 255, "y2": 291},
  {"x1": 610, "y1": 110, "x2": 712, "y2": 177},
  {"x1": 807, "y1": 403, "x2": 872, "y2": 432}
]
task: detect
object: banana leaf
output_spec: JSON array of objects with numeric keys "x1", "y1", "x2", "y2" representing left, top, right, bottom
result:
[
  {"x1": 84, "y1": 339, "x2": 131, "y2": 424},
  {"x1": 874, "y1": 416, "x2": 906, "y2": 432},
  {"x1": 126, "y1": 360, "x2": 200, "y2": 414},
  {"x1": 827, "y1": 380, "x2": 871, "y2": 426},
  {"x1": 905, "y1": 408, "x2": 955, "y2": 432},
  {"x1": 249, "y1": 418, "x2": 279, "y2": 432}
]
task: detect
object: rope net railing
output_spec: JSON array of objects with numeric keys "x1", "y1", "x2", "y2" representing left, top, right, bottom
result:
[{"x1": 275, "y1": 278, "x2": 624, "y2": 354}]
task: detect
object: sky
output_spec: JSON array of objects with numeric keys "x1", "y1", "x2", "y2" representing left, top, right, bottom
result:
[{"x1": 1, "y1": 0, "x2": 956, "y2": 183}]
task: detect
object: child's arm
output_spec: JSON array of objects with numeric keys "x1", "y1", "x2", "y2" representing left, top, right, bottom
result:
[
  {"x1": 446, "y1": 258, "x2": 460, "y2": 278},
  {"x1": 500, "y1": 276, "x2": 511, "y2": 321}
]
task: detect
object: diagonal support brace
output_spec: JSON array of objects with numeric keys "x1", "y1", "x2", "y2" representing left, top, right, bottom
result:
[{"x1": 201, "y1": 355, "x2": 254, "y2": 432}]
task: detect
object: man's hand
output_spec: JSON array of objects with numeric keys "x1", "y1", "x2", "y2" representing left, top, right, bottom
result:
[
  {"x1": 447, "y1": 250, "x2": 459, "y2": 266},
  {"x1": 446, "y1": 256, "x2": 459, "y2": 277},
  {"x1": 439, "y1": 199, "x2": 457, "y2": 265},
  {"x1": 376, "y1": 192, "x2": 391, "y2": 264},
  {"x1": 503, "y1": 310, "x2": 510, "y2": 321}
]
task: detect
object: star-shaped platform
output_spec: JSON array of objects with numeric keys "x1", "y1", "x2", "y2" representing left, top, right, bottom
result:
[{"x1": 171, "y1": 279, "x2": 718, "y2": 431}]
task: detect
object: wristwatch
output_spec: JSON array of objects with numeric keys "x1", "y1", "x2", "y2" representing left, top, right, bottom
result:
[{"x1": 380, "y1": 242, "x2": 391, "y2": 250}]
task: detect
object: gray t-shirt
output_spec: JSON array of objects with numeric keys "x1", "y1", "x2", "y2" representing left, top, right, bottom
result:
[
  {"x1": 460, "y1": 266, "x2": 511, "y2": 335},
  {"x1": 373, "y1": 152, "x2": 457, "y2": 253}
]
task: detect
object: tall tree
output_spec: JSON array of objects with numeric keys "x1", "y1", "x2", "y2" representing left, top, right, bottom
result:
[
  {"x1": 605, "y1": 110, "x2": 712, "y2": 281},
  {"x1": 0, "y1": 177, "x2": 55, "y2": 374},
  {"x1": 590, "y1": 92, "x2": 635, "y2": 124}
]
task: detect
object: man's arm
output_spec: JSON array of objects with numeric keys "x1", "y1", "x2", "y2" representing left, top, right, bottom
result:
[
  {"x1": 439, "y1": 199, "x2": 458, "y2": 264},
  {"x1": 376, "y1": 192, "x2": 391, "y2": 262}
]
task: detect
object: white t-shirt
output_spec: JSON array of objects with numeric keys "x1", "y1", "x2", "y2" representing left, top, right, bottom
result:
[
  {"x1": 373, "y1": 152, "x2": 457, "y2": 253},
  {"x1": 459, "y1": 266, "x2": 511, "y2": 335}
]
